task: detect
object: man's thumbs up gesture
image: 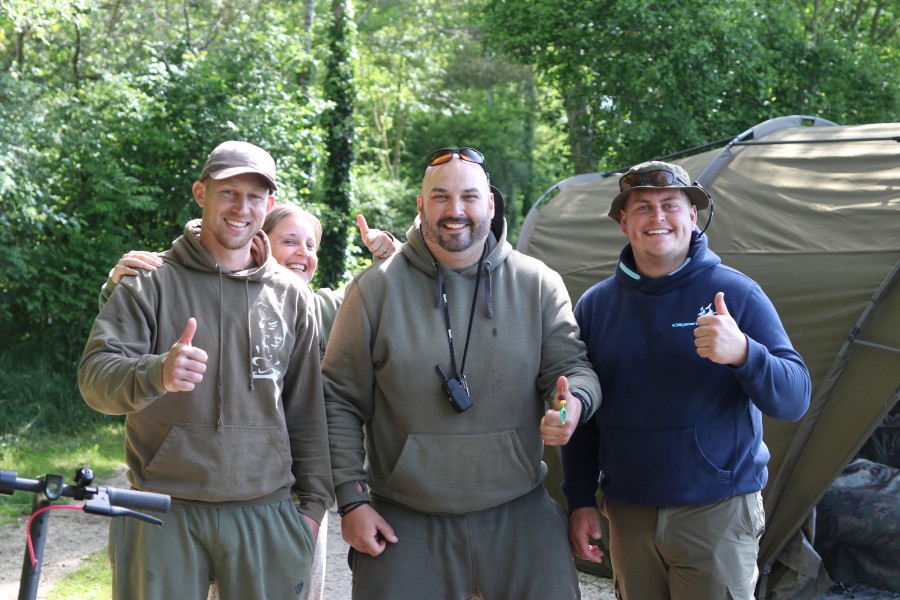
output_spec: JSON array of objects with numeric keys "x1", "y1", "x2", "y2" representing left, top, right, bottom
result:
[
  {"x1": 541, "y1": 376, "x2": 581, "y2": 446},
  {"x1": 162, "y1": 317, "x2": 208, "y2": 392},
  {"x1": 694, "y1": 292, "x2": 748, "y2": 367}
]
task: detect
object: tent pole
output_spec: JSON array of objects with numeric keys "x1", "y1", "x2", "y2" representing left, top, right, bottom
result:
[{"x1": 757, "y1": 563, "x2": 772, "y2": 599}]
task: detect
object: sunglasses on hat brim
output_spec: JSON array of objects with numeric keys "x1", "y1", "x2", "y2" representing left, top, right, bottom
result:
[{"x1": 618, "y1": 168, "x2": 690, "y2": 192}]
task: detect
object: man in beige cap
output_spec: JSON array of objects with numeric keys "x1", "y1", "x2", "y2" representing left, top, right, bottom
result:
[{"x1": 79, "y1": 141, "x2": 333, "y2": 600}]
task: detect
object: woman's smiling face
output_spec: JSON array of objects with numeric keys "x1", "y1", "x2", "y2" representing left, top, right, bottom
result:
[{"x1": 268, "y1": 213, "x2": 319, "y2": 284}]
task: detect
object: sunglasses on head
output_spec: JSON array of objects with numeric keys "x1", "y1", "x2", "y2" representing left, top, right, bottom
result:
[
  {"x1": 424, "y1": 147, "x2": 486, "y2": 174},
  {"x1": 618, "y1": 168, "x2": 689, "y2": 192}
]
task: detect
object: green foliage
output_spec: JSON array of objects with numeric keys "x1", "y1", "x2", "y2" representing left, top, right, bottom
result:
[
  {"x1": 352, "y1": 0, "x2": 565, "y2": 243},
  {"x1": 1, "y1": 3, "x2": 324, "y2": 369},
  {"x1": 482, "y1": 0, "x2": 899, "y2": 170},
  {"x1": 354, "y1": 0, "x2": 466, "y2": 180}
]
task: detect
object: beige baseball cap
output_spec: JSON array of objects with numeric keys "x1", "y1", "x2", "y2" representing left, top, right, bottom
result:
[{"x1": 199, "y1": 141, "x2": 277, "y2": 191}]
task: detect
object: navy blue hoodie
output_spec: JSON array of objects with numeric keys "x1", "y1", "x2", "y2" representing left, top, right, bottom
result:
[{"x1": 562, "y1": 232, "x2": 811, "y2": 507}]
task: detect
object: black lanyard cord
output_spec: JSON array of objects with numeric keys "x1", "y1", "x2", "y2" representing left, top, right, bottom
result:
[{"x1": 439, "y1": 243, "x2": 487, "y2": 380}]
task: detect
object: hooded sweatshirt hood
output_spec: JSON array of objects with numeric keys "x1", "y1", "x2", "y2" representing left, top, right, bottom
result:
[
  {"x1": 174, "y1": 218, "x2": 275, "y2": 279},
  {"x1": 402, "y1": 216, "x2": 510, "y2": 319}
]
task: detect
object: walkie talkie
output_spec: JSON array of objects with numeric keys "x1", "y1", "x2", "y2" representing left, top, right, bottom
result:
[{"x1": 435, "y1": 365, "x2": 473, "y2": 413}]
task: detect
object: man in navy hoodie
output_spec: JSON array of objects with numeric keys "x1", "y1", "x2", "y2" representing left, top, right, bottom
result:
[{"x1": 561, "y1": 160, "x2": 811, "y2": 599}]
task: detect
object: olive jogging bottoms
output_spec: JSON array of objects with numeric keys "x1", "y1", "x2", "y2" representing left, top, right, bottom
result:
[
  {"x1": 108, "y1": 498, "x2": 314, "y2": 600},
  {"x1": 347, "y1": 486, "x2": 581, "y2": 600}
]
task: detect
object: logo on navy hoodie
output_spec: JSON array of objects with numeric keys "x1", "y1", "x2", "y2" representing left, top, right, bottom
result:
[{"x1": 671, "y1": 302, "x2": 715, "y2": 328}]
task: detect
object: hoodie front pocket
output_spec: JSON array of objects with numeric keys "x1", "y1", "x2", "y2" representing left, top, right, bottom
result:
[
  {"x1": 602, "y1": 425, "x2": 733, "y2": 505},
  {"x1": 387, "y1": 429, "x2": 537, "y2": 514},
  {"x1": 144, "y1": 423, "x2": 294, "y2": 502}
]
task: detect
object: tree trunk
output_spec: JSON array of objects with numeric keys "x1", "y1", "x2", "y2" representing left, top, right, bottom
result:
[
  {"x1": 565, "y1": 95, "x2": 597, "y2": 176},
  {"x1": 318, "y1": 0, "x2": 355, "y2": 289}
]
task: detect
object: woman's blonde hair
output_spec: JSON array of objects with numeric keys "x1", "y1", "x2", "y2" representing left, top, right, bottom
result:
[{"x1": 263, "y1": 203, "x2": 323, "y2": 247}]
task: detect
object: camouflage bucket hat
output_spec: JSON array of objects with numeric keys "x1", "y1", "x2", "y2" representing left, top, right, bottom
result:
[{"x1": 608, "y1": 160, "x2": 711, "y2": 223}]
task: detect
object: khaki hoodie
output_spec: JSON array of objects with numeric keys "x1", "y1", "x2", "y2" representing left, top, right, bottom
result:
[
  {"x1": 79, "y1": 219, "x2": 333, "y2": 522},
  {"x1": 323, "y1": 219, "x2": 601, "y2": 514}
]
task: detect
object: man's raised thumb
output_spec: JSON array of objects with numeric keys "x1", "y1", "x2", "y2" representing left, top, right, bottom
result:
[
  {"x1": 178, "y1": 317, "x2": 197, "y2": 346},
  {"x1": 555, "y1": 375, "x2": 570, "y2": 408},
  {"x1": 714, "y1": 291, "x2": 730, "y2": 317},
  {"x1": 356, "y1": 214, "x2": 370, "y2": 238}
]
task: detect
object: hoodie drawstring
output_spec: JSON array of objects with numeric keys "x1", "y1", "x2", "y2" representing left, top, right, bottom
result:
[
  {"x1": 483, "y1": 261, "x2": 493, "y2": 319},
  {"x1": 245, "y1": 280, "x2": 254, "y2": 392},
  {"x1": 436, "y1": 264, "x2": 445, "y2": 309},
  {"x1": 216, "y1": 271, "x2": 225, "y2": 432}
]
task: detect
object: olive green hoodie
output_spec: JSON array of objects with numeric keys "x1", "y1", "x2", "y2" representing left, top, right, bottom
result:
[
  {"x1": 323, "y1": 219, "x2": 600, "y2": 514},
  {"x1": 79, "y1": 219, "x2": 333, "y2": 522}
]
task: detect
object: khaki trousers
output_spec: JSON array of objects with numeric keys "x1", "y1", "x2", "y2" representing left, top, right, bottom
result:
[{"x1": 602, "y1": 492, "x2": 765, "y2": 600}]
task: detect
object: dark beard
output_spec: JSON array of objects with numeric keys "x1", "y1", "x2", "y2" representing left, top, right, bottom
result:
[{"x1": 422, "y1": 216, "x2": 490, "y2": 253}]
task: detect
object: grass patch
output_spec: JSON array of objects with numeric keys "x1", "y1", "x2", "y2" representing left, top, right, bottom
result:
[
  {"x1": 0, "y1": 424, "x2": 125, "y2": 522},
  {"x1": 0, "y1": 344, "x2": 118, "y2": 436},
  {"x1": 45, "y1": 549, "x2": 111, "y2": 600}
]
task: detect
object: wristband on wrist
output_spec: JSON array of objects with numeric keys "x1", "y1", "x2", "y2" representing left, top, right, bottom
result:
[
  {"x1": 338, "y1": 500, "x2": 370, "y2": 517},
  {"x1": 571, "y1": 391, "x2": 591, "y2": 424}
]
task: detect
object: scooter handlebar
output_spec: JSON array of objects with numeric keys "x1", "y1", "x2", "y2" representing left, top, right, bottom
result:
[
  {"x1": 0, "y1": 468, "x2": 171, "y2": 514},
  {"x1": 103, "y1": 487, "x2": 171, "y2": 513}
]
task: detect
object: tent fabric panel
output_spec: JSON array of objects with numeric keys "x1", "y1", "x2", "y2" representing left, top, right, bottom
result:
[
  {"x1": 759, "y1": 261, "x2": 900, "y2": 567},
  {"x1": 706, "y1": 128, "x2": 900, "y2": 254}
]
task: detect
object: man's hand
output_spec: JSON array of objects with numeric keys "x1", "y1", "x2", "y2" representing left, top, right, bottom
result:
[
  {"x1": 541, "y1": 376, "x2": 582, "y2": 446},
  {"x1": 110, "y1": 250, "x2": 163, "y2": 284},
  {"x1": 568, "y1": 506, "x2": 604, "y2": 563},
  {"x1": 357, "y1": 214, "x2": 399, "y2": 261},
  {"x1": 303, "y1": 514, "x2": 320, "y2": 541},
  {"x1": 162, "y1": 318, "x2": 208, "y2": 392},
  {"x1": 340, "y1": 504, "x2": 399, "y2": 557},
  {"x1": 694, "y1": 292, "x2": 748, "y2": 367}
]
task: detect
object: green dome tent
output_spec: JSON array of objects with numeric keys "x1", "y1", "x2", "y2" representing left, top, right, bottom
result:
[{"x1": 522, "y1": 116, "x2": 900, "y2": 598}]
